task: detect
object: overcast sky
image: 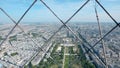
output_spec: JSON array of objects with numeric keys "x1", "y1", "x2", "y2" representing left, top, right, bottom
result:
[{"x1": 0, "y1": 0, "x2": 120, "y2": 24}]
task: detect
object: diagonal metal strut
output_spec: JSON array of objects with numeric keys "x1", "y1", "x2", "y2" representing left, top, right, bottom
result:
[
  {"x1": 40, "y1": 0, "x2": 90, "y2": 44},
  {"x1": 40, "y1": 0, "x2": 106, "y2": 66},
  {"x1": 0, "y1": 0, "x2": 37, "y2": 47},
  {"x1": 0, "y1": 8, "x2": 43, "y2": 51}
]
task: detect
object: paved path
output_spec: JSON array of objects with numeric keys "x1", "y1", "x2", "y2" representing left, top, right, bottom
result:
[{"x1": 62, "y1": 46, "x2": 66, "y2": 68}]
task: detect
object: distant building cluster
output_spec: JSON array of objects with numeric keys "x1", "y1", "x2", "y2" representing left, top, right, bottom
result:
[{"x1": 0, "y1": 23, "x2": 119, "y2": 68}]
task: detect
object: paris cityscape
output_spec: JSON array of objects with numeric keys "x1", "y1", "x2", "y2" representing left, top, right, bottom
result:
[
  {"x1": 0, "y1": 23, "x2": 119, "y2": 68},
  {"x1": 0, "y1": 0, "x2": 120, "y2": 68}
]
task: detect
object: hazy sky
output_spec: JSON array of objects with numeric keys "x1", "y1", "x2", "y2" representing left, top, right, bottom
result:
[{"x1": 0, "y1": 0, "x2": 120, "y2": 24}]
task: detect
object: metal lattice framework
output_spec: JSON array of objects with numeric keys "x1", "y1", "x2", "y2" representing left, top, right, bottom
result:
[{"x1": 0, "y1": 0, "x2": 120, "y2": 68}]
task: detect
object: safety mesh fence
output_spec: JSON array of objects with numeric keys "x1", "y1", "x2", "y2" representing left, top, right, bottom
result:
[{"x1": 0, "y1": 0, "x2": 120, "y2": 68}]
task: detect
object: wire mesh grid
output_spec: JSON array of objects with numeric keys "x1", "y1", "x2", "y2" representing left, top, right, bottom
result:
[{"x1": 0, "y1": 0, "x2": 120, "y2": 68}]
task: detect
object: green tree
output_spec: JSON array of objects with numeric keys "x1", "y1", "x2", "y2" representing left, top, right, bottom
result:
[
  {"x1": 4, "y1": 52, "x2": 8, "y2": 56},
  {"x1": 28, "y1": 62, "x2": 33, "y2": 68}
]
